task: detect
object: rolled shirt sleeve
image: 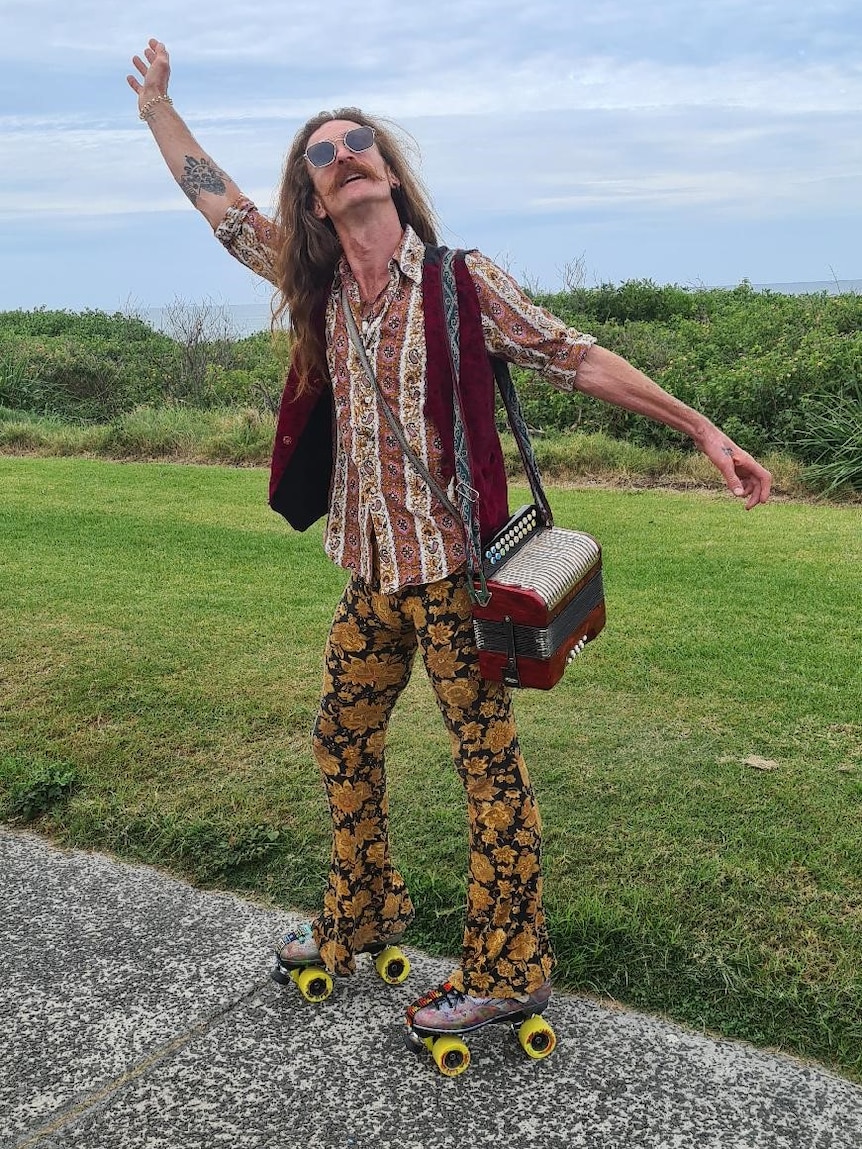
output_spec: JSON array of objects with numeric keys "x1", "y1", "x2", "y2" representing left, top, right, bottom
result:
[
  {"x1": 465, "y1": 250, "x2": 595, "y2": 391},
  {"x1": 214, "y1": 198, "x2": 280, "y2": 287}
]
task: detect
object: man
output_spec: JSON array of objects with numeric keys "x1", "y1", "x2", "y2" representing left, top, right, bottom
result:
[{"x1": 128, "y1": 40, "x2": 771, "y2": 1063}]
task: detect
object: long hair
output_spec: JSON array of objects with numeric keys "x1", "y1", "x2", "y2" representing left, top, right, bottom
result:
[{"x1": 271, "y1": 108, "x2": 439, "y2": 391}]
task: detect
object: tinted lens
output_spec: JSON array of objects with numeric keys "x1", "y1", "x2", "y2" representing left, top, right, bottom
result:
[
  {"x1": 305, "y1": 140, "x2": 336, "y2": 168},
  {"x1": 304, "y1": 126, "x2": 375, "y2": 168},
  {"x1": 344, "y1": 126, "x2": 375, "y2": 153}
]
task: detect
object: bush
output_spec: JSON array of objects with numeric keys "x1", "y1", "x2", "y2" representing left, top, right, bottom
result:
[
  {"x1": 797, "y1": 379, "x2": 862, "y2": 492},
  {"x1": 0, "y1": 309, "x2": 174, "y2": 420},
  {"x1": 519, "y1": 283, "x2": 862, "y2": 460},
  {"x1": 3, "y1": 286, "x2": 861, "y2": 470},
  {"x1": 0, "y1": 304, "x2": 285, "y2": 422}
]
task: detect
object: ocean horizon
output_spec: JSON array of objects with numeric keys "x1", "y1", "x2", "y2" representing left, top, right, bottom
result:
[
  {"x1": 140, "y1": 278, "x2": 862, "y2": 339},
  {"x1": 142, "y1": 301, "x2": 278, "y2": 339}
]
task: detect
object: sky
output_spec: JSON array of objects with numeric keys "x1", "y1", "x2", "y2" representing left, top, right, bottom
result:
[{"x1": 2, "y1": 0, "x2": 861, "y2": 314}]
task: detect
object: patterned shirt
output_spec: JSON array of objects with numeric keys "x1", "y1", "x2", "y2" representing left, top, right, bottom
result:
[{"x1": 215, "y1": 201, "x2": 595, "y2": 593}]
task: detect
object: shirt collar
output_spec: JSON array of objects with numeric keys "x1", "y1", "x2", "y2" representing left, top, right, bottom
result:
[{"x1": 395, "y1": 225, "x2": 425, "y2": 284}]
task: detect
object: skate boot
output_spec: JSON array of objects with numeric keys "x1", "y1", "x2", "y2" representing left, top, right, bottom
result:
[
  {"x1": 271, "y1": 922, "x2": 411, "y2": 1002},
  {"x1": 404, "y1": 979, "x2": 556, "y2": 1076}
]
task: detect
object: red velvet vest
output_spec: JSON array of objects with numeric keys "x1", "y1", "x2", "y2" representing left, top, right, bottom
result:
[{"x1": 268, "y1": 247, "x2": 510, "y2": 545}]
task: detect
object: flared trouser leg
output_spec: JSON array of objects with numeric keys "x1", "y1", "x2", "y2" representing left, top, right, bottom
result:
[
  {"x1": 311, "y1": 576, "x2": 418, "y2": 975},
  {"x1": 311, "y1": 570, "x2": 553, "y2": 995},
  {"x1": 404, "y1": 573, "x2": 554, "y2": 998}
]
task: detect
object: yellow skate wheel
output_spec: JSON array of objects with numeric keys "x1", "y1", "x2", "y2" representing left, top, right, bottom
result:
[
  {"x1": 374, "y1": 946, "x2": 411, "y2": 985},
  {"x1": 518, "y1": 1015, "x2": 557, "y2": 1060},
  {"x1": 432, "y1": 1036, "x2": 470, "y2": 1077},
  {"x1": 291, "y1": 966, "x2": 333, "y2": 1003}
]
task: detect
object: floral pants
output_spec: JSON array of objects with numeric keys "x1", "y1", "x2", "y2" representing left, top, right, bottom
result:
[{"x1": 310, "y1": 569, "x2": 553, "y2": 998}]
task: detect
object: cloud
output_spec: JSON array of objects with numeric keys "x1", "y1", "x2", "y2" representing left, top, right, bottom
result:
[
  {"x1": 5, "y1": 0, "x2": 862, "y2": 76},
  {"x1": 2, "y1": 0, "x2": 861, "y2": 303},
  {"x1": 6, "y1": 51, "x2": 862, "y2": 133},
  {"x1": 4, "y1": 97, "x2": 861, "y2": 230}
]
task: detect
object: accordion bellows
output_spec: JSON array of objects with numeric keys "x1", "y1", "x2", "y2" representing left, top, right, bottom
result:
[{"x1": 472, "y1": 506, "x2": 606, "y2": 690}]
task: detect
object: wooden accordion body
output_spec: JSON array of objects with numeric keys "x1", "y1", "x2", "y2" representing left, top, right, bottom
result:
[{"x1": 472, "y1": 506, "x2": 606, "y2": 690}]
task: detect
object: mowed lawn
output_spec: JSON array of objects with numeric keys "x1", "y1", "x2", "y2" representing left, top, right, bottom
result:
[{"x1": 1, "y1": 457, "x2": 860, "y2": 1079}]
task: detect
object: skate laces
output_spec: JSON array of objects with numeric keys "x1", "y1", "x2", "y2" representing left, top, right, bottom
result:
[
  {"x1": 406, "y1": 981, "x2": 465, "y2": 1024},
  {"x1": 433, "y1": 982, "x2": 467, "y2": 1010},
  {"x1": 278, "y1": 922, "x2": 313, "y2": 948}
]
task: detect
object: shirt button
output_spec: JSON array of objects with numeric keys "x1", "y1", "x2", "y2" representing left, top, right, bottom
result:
[{"x1": 282, "y1": 435, "x2": 293, "y2": 446}]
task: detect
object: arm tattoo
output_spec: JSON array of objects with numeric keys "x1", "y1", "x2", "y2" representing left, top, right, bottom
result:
[{"x1": 180, "y1": 156, "x2": 228, "y2": 204}]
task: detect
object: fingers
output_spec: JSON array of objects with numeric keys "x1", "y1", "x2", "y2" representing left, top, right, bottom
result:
[
  {"x1": 146, "y1": 39, "x2": 169, "y2": 64},
  {"x1": 710, "y1": 448, "x2": 745, "y2": 499},
  {"x1": 703, "y1": 429, "x2": 771, "y2": 509},
  {"x1": 129, "y1": 41, "x2": 168, "y2": 80},
  {"x1": 731, "y1": 456, "x2": 772, "y2": 510},
  {"x1": 743, "y1": 465, "x2": 772, "y2": 510},
  {"x1": 128, "y1": 40, "x2": 170, "y2": 102}
]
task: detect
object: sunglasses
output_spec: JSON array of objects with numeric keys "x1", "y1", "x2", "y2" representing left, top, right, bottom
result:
[{"x1": 304, "y1": 125, "x2": 377, "y2": 169}]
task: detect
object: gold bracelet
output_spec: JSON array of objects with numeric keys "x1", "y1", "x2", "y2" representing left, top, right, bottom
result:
[{"x1": 139, "y1": 93, "x2": 173, "y2": 121}]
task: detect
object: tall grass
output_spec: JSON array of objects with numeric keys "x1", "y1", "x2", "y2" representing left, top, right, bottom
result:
[
  {"x1": 799, "y1": 381, "x2": 862, "y2": 492},
  {"x1": 0, "y1": 404, "x2": 273, "y2": 466},
  {"x1": 0, "y1": 404, "x2": 816, "y2": 498}
]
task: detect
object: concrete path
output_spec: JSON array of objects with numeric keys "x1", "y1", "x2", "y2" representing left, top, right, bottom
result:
[{"x1": 2, "y1": 828, "x2": 860, "y2": 1149}]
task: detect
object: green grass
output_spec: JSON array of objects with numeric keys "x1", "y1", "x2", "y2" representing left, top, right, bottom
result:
[{"x1": 1, "y1": 457, "x2": 860, "y2": 1079}]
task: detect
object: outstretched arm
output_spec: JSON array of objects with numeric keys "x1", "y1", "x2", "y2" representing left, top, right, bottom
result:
[
  {"x1": 576, "y1": 345, "x2": 772, "y2": 509},
  {"x1": 127, "y1": 39, "x2": 243, "y2": 230},
  {"x1": 468, "y1": 253, "x2": 773, "y2": 510}
]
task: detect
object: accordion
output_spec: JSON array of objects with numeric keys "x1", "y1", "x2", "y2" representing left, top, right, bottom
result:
[{"x1": 472, "y1": 505, "x2": 606, "y2": 690}]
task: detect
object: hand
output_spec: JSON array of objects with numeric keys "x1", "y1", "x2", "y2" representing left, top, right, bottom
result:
[
  {"x1": 698, "y1": 426, "x2": 772, "y2": 509},
  {"x1": 127, "y1": 38, "x2": 171, "y2": 112}
]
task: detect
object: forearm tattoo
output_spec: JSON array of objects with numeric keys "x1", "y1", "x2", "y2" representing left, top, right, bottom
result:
[{"x1": 180, "y1": 156, "x2": 228, "y2": 204}]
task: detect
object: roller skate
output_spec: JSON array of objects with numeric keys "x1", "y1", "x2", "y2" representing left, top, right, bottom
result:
[
  {"x1": 271, "y1": 922, "x2": 411, "y2": 1003},
  {"x1": 404, "y1": 979, "x2": 556, "y2": 1077}
]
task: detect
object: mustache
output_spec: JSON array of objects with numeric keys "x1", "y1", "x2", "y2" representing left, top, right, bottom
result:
[{"x1": 322, "y1": 158, "x2": 386, "y2": 195}]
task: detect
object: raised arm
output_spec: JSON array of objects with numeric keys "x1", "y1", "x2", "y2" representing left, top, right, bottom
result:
[{"x1": 127, "y1": 39, "x2": 243, "y2": 230}]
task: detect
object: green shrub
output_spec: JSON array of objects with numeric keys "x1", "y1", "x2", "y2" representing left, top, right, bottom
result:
[
  {"x1": 3, "y1": 288, "x2": 861, "y2": 464},
  {"x1": 0, "y1": 306, "x2": 283, "y2": 421},
  {"x1": 519, "y1": 283, "x2": 862, "y2": 457},
  {"x1": 0, "y1": 310, "x2": 173, "y2": 419}
]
